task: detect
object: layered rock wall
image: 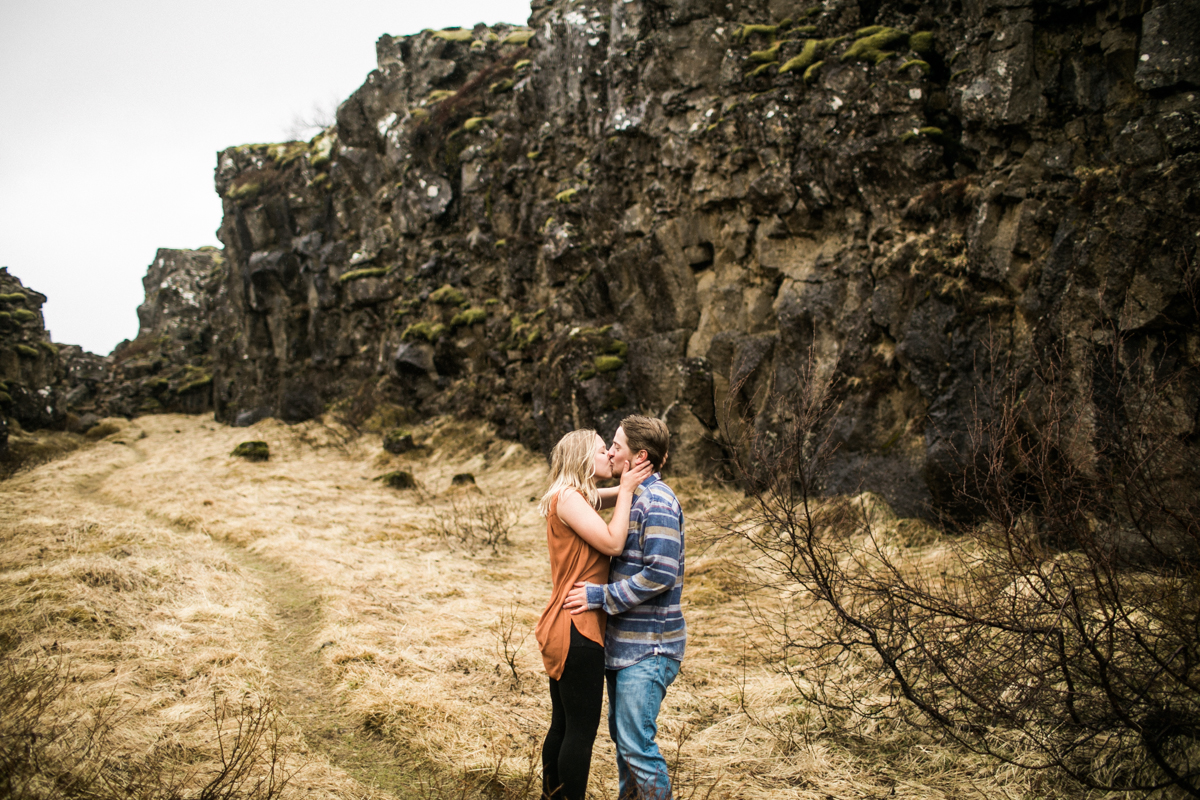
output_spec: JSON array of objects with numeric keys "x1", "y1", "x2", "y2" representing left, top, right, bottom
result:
[
  {"x1": 67, "y1": 0, "x2": 1200, "y2": 515},
  {"x1": 0, "y1": 269, "x2": 66, "y2": 453}
]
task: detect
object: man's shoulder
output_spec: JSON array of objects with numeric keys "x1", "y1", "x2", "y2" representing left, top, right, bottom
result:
[{"x1": 643, "y1": 478, "x2": 682, "y2": 515}]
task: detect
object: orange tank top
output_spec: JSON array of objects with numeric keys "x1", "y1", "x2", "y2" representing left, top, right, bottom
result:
[{"x1": 535, "y1": 492, "x2": 609, "y2": 679}]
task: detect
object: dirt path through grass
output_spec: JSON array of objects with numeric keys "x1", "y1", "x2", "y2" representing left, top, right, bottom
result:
[{"x1": 69, "y1": 422, "x2": 419, "y2": 796}]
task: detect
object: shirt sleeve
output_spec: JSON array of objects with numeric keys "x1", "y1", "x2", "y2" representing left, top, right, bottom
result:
[{"x1": 584, "y1": 499, "x2": 682, "y2": 615}]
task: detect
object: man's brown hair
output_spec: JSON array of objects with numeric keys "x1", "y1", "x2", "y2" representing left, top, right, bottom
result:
[{"x1": 620, "y1": 415, "x2": 670, "y2": 471}]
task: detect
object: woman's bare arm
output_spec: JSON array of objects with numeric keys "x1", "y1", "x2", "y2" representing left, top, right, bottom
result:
[{"x1": 557, "y1": 459, "x2": 653, "y2": 555}]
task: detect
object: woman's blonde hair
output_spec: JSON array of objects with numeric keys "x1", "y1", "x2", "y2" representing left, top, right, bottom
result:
[{"x1": 538, "y1": 429, "x2": 601, "y2": 517}]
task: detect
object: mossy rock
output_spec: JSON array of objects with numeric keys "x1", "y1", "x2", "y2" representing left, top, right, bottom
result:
[
  {"x1": 526, "y1": 151, "x2": 540, "y2": 160},
  {"x1": 489, "y1": 78, "x2": 515, "y2": 94},
  {"x1": 575, "y1": 365, "x2": 598, "y2": 381},
  {"x1": 804, "y1": 60, "x2": 825, "y2": 83},
  {"x1": 383, "y1": 428, "x2": 415, "y2": 454},
  {"x1": 139, "y1": 397, "x2": 163, "y2": 412},
  {"x1": 908, "y1": 31, "x2": 935, "y2": 54},
  {"x1": 402, "y1": 321, "x2": 447, "y2": 342},
  {"x1": 375, "y1": 470, "x2": 417, "y2": 489},
  {"x1": 450, "y1": 307, "x2": 487, "y2": 328},
  {"x1": 426, "y1": 89, "x2": 457, "y2": 103},
  {"x1": 433, "y1": 28, "x2": 473, "y2": 42},
  {"x1": 12, "y1": 309, "x2": 37, "y2": 324},
  {"x1": 462, "y1": 116, "x2": 492, "y2": 133},
  {"x1": 899, "y1": 58, "x2": 931, "y2": 75},
  {"x1": 0, "y1": 392, "x2": 11, "y2": 406},
  {"x1": 749, "y1": 63, "x2": 776, "y2": 77},
  {"x1": 0, "y1": 293, "x2": 27, "y2": 305},
  {"x1": 779, "y1": 39, "x2": 823, "y2": 74},
  {"x1": 594, "y1": 354, "x2": 625, "y2": 373},
  {"x1": 176, "y1": 372, "x2": 213, "y2": 394},
  {"x1": 514, "y1": 59, "x2": 531, "y2": 71},
  {"x1": 555, "y1": 188, "x2": 579, "y2": 204},
  {"x1": 226, "y1": 181, "x2": 261, "y2": 201},
  {"x1": 471, "y1": 39, "x2": 488, "y2": 51},
  {"x1": 748, "y1": 40, "x2": 782, "y2": 63},
  {"x1": 231, "y1": 441, "x2": 270, "y2": 462},
  {"x1": 451, "y1": 473, "x2": 476, "y2": 486},
  {"x1": 430, "y1": 284, "x2": 467, "y2": 306},
  {"x1": 502, "y1": 30, "x2": 534, "y2": 45},
  {"x1": 842, "y1": 28, "x2": 909, "y2": 64},
  {"x1": 145, "y1": 377, "x2": 170, "y2": 394},
  {"x1": 0, "y1": 312, "x2": 11, "y2": 326},
  {"x1": 736, "y1": 24, "x2": 779, "y2": 42},
  {"x1": 15, "y1": 344, "x2": 39, "y2": 358},
  {"x1": 339, "y1": 267, "x2": 389, "y2": 283}
]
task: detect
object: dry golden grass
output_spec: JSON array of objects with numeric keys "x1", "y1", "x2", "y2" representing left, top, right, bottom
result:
[{"x1": 0, "y1": 413, "x2": 1121, "y2": 799}]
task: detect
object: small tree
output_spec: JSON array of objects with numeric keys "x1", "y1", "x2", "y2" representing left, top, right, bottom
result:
[{"x1": 720, "y1": 333, "x2": 1200, "y2": 795}]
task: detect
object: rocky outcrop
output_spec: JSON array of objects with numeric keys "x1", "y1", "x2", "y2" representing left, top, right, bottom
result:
[
  {"x1": 0, "y1": 269, "x2": 67, "y2": 454},
  {"x1": 60, "y1": 248, "x2": 223, "y2": 423},
  {"x1": 193, "y1": 0, "x2": 1200, "y2": 516}
]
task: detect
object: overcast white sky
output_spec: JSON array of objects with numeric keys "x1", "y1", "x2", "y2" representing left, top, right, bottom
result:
[{"x1": 0, "y1": 0, "x2": 532, "y2": 355}]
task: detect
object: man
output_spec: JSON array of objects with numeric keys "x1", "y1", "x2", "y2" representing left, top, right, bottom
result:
[{"x1": 564, "y1": 415, "x2": 685, "y2": 800}]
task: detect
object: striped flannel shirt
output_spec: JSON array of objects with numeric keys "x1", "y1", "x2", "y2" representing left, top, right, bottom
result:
[{"x1": 585, "y1": 473, "x2": 685, "y2": 670}]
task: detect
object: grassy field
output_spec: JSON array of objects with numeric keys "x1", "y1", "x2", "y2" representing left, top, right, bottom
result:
[{"x1": 0, "y1": 413, "x2": 1110, "y2": 799}]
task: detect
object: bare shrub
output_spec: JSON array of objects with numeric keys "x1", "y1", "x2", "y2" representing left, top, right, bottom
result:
[
  {"x1": 0, "y1": 656, "x2": 294, "y2": 800},
  {"x1": 491, "y1": 603, "x2": 531, "y2": 689},
  {"x1": 431, "y1": 495, "x2": 520, "y2": 555},
  {"x1": 718, "y1": 336, "x2": 1200, "y2": 795}
]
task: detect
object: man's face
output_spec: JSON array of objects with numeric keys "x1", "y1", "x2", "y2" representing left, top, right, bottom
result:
[{"x1": 608, "y1": 427, "x2": 637, "y2": 477}]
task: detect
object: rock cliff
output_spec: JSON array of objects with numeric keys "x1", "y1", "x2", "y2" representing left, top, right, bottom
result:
[
  {"x1": 0, "y1": 269, "x2": 66, "y2": 455},
  {"x1": 63, "y1": 0, "x2": 1200, "y2": 515}
]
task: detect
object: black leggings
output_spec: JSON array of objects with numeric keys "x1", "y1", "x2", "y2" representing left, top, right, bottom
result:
[{"x1": 542, "y1": 623, "x2": 605, "y2": 800}]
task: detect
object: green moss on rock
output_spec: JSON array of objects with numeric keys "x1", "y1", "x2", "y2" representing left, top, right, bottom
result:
[
  {"x1": 375, "y1": 470, "x2": 417, "y2": 489},
  {"x1": 430, "y1": 284, "x2": 467, "y2": 306},
  {"x1": 489, "y1": 78, "x2": 515, "y2": 94},
  {"x1": 15, "y1": 344, "x2": 39, "y2": 358},
  {"x1": 231, "y1": 441, "x2": 270, "y2": 461},
  {"x1": 433, "y1": 28, "x2": 473, "y2": 42},
  {"x1": 779, "y1": 39, "x2": 823, "y2": 74},
  {"x1": 502, "y1": 30, "x2": 534, "y2": 45},
  {"x1": 748, "y1": 40, "x2": 782, "y2": 63},
  {"x1": 339, "y1": 267, "x2": 389, "y2": 283},
  {"x1": 450, "y1": 307, "x2": 487, "y2": 328},
  {"x1": 842, "y1": 28, "x2": 909, "y2": 64},
  {"x1": 555, "y1": 188, "x2": 579, "y2": 204},
  {"x1": 736, "y1": 24, "x2": 779, "y2": 42},
  {"x1": 594, "y1": 354, "x2": 625, "y2": 373},
  {"x1": 804, "y1": 60, "x2": 825, "y2": 82},
  {"x1": 12, "y1": 309, "x2": 37, "y2": 323},
  {"x1": 908, "y1": 31, "x2": 935, "y2": 54},
  {"x1": 899, "y1": 58, "x2": 931, "y2": 74},
  {"x1": 402, "y1": 321, "x2": 447, "y2": 342},
  {"x1": 226, "y1": 181, "x2": 261, "y2": 201},
  {"x1": 0, "y1": 293, "x2": 27, "y2": 305},
  {"x1": 383, "y1": 428, "x2": 414, "y2": 454}
]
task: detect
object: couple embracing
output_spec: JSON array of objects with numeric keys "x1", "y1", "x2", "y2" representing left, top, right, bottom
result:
[{"x1": 535, "y1": 415, "x2": 685, "y2": 800}]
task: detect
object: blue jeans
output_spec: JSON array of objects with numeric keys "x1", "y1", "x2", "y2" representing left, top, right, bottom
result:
[{"x1": 606, "y1": 656, "x2": 681, "y2": 800}]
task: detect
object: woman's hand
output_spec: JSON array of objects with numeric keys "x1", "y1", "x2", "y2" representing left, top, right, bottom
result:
[{"x1": 620, "y1": 457, "x2": 654, "y2": 494}]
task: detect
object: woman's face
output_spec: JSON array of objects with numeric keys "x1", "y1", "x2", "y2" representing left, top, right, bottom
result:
[{"x1": 592, "y1": 433, "x2": 613, "y2": 480}]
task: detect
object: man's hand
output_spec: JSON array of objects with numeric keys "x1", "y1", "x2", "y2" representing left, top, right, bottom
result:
[{"x1": 564, "y1": 581, "x2": 595, "y2": 615}]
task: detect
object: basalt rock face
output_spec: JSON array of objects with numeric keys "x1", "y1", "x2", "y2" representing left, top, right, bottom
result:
[
  {"x1": 0, "y1": 269, "x2": 67, "y2": 453},
  {"x1": 61, "y1": 248, "x2": 223, "y2": 422},
  {"x1": 206, "y1": 0, "x2": 1199, "y2": 516}
]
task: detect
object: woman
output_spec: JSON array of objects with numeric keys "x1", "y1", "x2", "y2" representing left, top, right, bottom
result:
[{"x1": 536, "y1": 429, "x2": 652, "y2": 800}]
